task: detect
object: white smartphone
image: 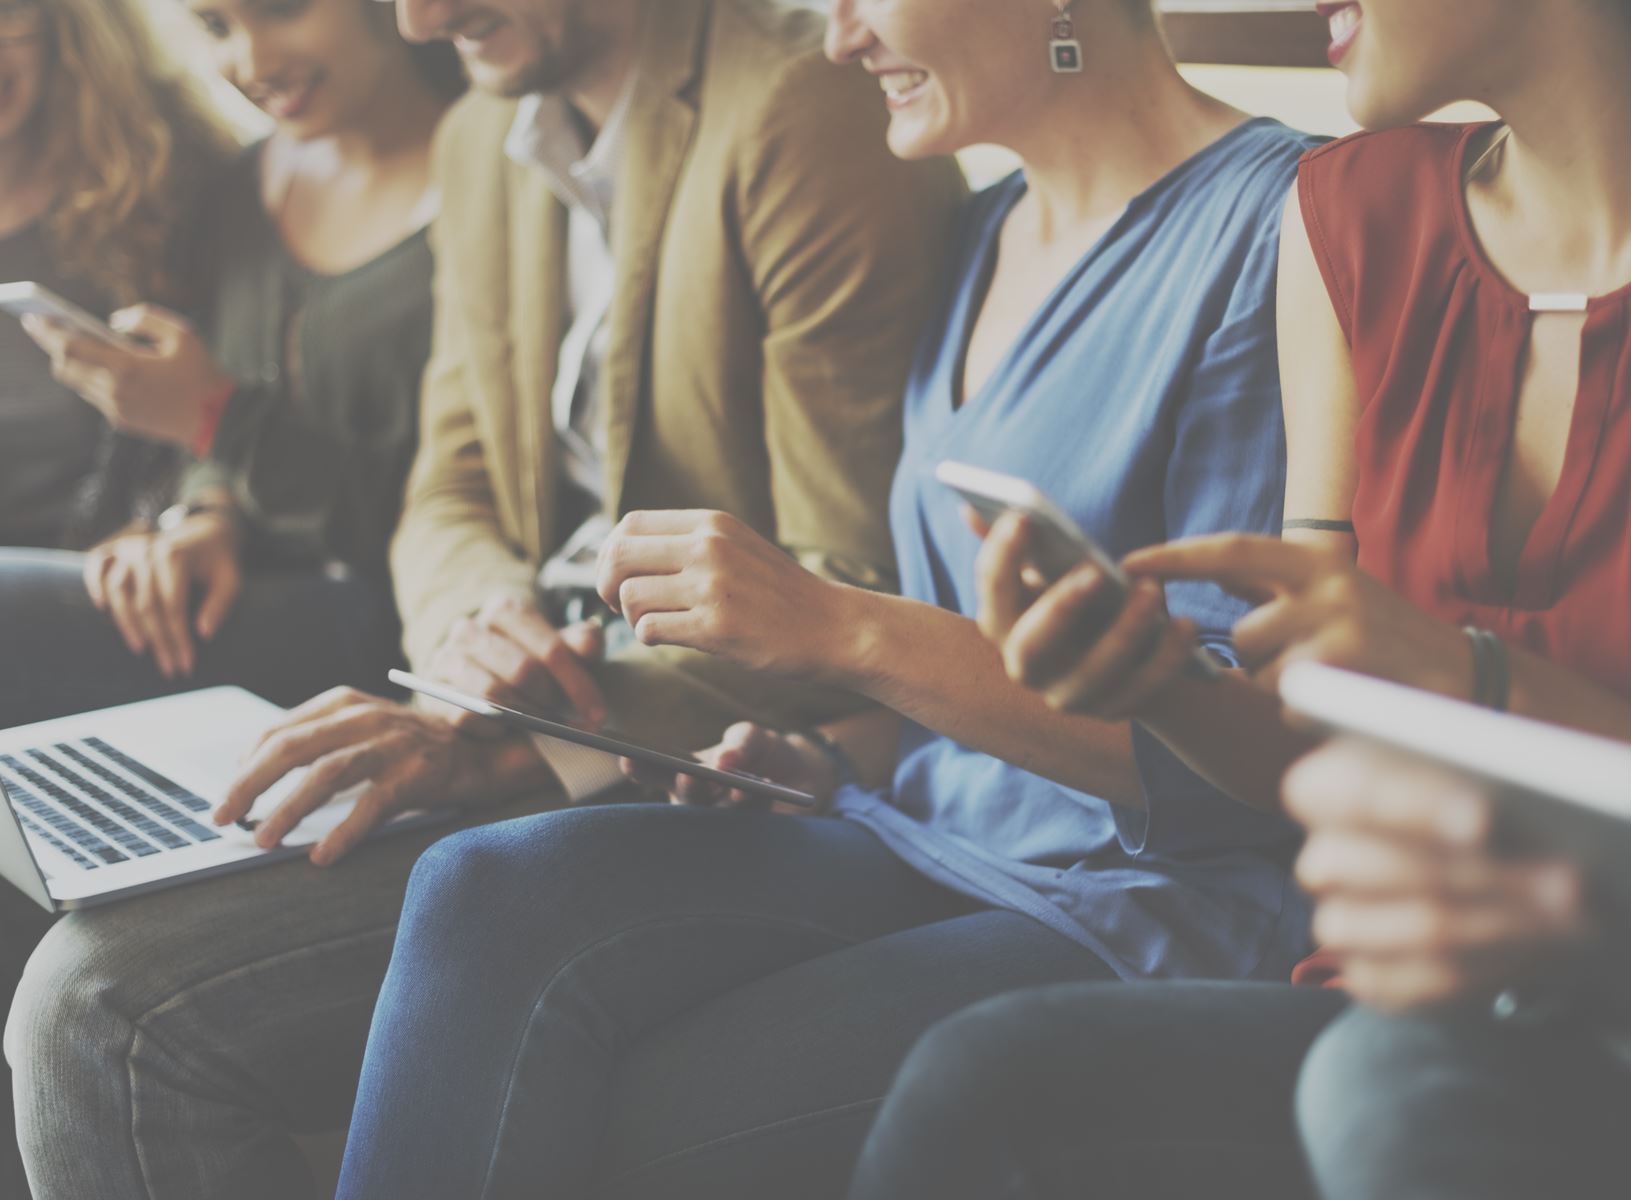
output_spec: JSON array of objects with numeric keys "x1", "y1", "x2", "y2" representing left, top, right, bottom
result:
[
  {"x1": 0, "y1": 281, "x2": 138, "y2": 349},
  {"x1": 935, "y1": 460, "x2": 1220, "y2": 679}
]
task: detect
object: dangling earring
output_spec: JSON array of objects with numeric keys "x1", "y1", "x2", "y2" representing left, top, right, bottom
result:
[{"x1": 1050, "y1": 2, "x2": 1083, "y2": 73}]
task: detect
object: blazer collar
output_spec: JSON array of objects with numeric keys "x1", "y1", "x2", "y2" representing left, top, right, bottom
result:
[{"x1": 602, "y1": 0, "x2": 710, "y2": 514}]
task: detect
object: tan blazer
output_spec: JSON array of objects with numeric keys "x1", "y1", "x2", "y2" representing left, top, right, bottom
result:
[{"x1": 391, "y1": 0, "x2": 965, "y2": 748}]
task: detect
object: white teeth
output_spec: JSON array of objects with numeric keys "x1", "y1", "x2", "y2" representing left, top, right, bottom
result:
[
  {"x1": 1328, "y1": 5, "x2": 1360, "y2": 41},
  {"x1": 879, "y1": 69, "x2": 928, "y2": 100}
]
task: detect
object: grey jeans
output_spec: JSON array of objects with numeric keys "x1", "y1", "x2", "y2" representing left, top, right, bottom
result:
[
  {"x1": 5, "y1": 794, "x2": 567, "y2": 1200},
  {"x1": 1297, "y1": 1004, "x2": 1631, "y2": 1199},
  {"x1": 0, "y1": 546, "x2": 426, "y2": 1199}
]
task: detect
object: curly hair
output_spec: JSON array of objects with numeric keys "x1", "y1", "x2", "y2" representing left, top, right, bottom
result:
[{"x1": 35, "y1": 0, "x2": 235, "y2": 305}]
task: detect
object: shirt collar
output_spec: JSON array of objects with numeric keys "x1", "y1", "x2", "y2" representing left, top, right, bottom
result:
[{"x1": 504, "y1": 73, "x2": 636, "y2": 234}]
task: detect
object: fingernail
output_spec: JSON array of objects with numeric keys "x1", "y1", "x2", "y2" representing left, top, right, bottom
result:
[
  {"x1": 1536, "y1": 866, "x2": 1580, "y2": 916},
  {"x1": 1435, "y1": 792, "x2": 1487, "y2": 844}
]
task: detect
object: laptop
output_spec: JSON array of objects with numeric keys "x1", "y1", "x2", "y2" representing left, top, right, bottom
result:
[
  {"x1": 0, "y1": 687, "x2": 446, "y2": 912},
  {"x1": 1280, "y1": 663, "x2": 1631, "y2": 920}
]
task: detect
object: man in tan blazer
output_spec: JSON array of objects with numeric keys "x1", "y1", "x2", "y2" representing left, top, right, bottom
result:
[
  {"x1": 205, "y1": 0, "x2": 966, "y2": 854},
  {"x1": 5, "y1": 2, "x2": 963, "y2": 1195}
]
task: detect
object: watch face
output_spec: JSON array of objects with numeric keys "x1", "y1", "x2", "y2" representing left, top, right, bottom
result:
[{"x1": 155, "y1": 503, "x2": 191, "y2": 533}]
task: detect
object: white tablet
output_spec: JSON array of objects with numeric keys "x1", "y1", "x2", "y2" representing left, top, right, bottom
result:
[
  {"x1": 389, "y1": 671, "x2": 819, "y2": 809},
  {"x1": 1281, "y1": 663, "x2": 1631, "y2": 915}
]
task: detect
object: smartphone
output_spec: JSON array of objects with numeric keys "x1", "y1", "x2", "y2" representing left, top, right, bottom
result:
[
  {"x1": 0, "y1": 281, "x2": 138, "y2": 349},
  {"x1": 935, "y1": 460, "x2": 1220, "y2": 679}
]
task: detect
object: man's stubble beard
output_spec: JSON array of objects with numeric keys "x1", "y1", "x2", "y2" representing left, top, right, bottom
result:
[{"x1": 483, "y1": 2, "x2": 601, "y2": 98}]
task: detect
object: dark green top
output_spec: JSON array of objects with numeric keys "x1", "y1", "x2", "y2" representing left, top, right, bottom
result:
[
  {"x1": 181, "y1": 145, "x2": 433, "y2": 582},
  {"x1": 0, "y1": 223, "x2": 117, "y2": 546}
]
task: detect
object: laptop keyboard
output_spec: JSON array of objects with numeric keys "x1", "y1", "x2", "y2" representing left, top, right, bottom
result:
[{"x1": 0, "y1": 738, "x2": 221, "y2": 871}]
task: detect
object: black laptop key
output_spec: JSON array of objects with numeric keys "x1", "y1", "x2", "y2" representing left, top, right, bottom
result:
[
  {"x1": 2, "y1": 755, "x2": 158, "y2": 859},
  {"x1": 53, "y1": 743, "x2": 216, "y2": 846},
  {"x1": 0, "y1": 765, "x2": 125, "y2": 865},
  {"x1": 16, "y1": 812, "x2": 98, "y2": 870},
  {"x1": 82, "y1": 738, "x2": 213, "y2": 814},
  {"x1": 33, "y1": 748, "x2": 188, "y2": 852}
]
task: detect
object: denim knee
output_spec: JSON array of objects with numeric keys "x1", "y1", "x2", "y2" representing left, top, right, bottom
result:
[
  {"x1": 398, "y1": 806, "x2": 638, "y2": 948},
  {"x1": 890, "y1": 990, "x2": 1043, "y2": 1119},
  {"x1": 1295, "y1": 1005, "x2": 1417, "y2": 1190}
]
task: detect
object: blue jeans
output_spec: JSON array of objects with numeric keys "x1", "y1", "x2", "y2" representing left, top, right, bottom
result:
[
  {"x1": 847, "y1": 981, "x2": 1348, "y2": 1200},
  {"x1": 0, "y1": 547, "x2": 403, "y2": 728},
  {"x1": 336, "y1": 804, "x2": 1117, "y2": 1200},
  {"x1": 1298, "y1": 1004, "x2": 1631, "y2": 1199}
]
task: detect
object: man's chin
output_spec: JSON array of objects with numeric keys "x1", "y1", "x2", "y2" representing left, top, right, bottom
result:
[{"x1": 462, "y1": 53, "x2": 573, "y2": 99}]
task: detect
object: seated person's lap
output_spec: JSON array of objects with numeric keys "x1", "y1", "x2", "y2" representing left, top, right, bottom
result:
[{"x1": 0, "y1": 547, "x2": 402, "y2": 728}]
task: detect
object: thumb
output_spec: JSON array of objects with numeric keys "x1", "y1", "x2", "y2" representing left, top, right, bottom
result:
[
  {"x1": 559, "y1": 619, "x2": 606, "y2": 661},
  {"x1": 196, "y1": 559, "x2": 241, "y2": 640},
  {"x1": 110, "y1": 304, "x2": 192, "y2": 351},
  {"x1": 711, "y1": 722, "x2": 772, "y2": 772}
]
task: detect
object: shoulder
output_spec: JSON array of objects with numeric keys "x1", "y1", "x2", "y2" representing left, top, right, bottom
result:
[
  {"x1": 432, "y1": 92, "x2": 522, "y2": 172},
  {"x1": 703, "y1": 1, "x2": 964, "y2": 219},
  {"x1": 1299, "y1": 122, "x2": 1475, "y2": 219},
  {"x1": 1297, "y1": 122, "x2": 1478, "y2": 303},
  {"x1": 1139, "y1": 121, "x2": 1319, "y2": 265},
  {"x1": 1301, "y1": 121, "x2": 1473, "y2": 173},
  {"x1": 702, "y1": 0, "x2": 891, "y2": 160}
]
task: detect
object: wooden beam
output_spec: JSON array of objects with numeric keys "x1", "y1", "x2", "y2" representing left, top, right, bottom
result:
[{"x1": 1160, "y1": 8, "x2": 1333, "y2": 69}]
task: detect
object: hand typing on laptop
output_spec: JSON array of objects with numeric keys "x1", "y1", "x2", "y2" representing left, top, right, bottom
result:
[{"x1": 213, "y1": 687, "x2": 558, "y2": 867}]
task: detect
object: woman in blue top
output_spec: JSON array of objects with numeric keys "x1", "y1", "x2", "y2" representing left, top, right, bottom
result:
[{"x1": 334, "y1": 1, "x2": 1318, "y2": 1196}]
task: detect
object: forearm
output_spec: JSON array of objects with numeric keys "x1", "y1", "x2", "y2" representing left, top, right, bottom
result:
[
  {"x1": 1137, "y1": 673, "x2": 1318, "y2": 814},
  {"x1": 1506, "y1": 646, "x2": 1631, "y2": 742},
  {"x1": 825, "y1": 588, "x2": 1143, "y2": 807}
]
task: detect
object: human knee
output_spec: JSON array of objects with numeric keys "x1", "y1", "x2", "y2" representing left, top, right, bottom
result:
[
  {"x1": 893, "y1": 991, "x2": 1050, "y2": 1117},
  {"x1": 401, "y1": 807, "x2": 632, "y2": 937},
  {"x1": 1295, "y1": 1006, "x2": 1420, "y2": 1181},
  {"x1": 5, "y1": 917, "x2": 131, "y2": 1094}
]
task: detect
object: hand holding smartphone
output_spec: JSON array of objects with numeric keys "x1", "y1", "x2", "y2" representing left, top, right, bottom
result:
[
  {"x1": 0, "y1": 282, "x2": 140, "y2": 350},
  {"x1": 936, "y1": 460, "x2": 1220, "y2": 679}
]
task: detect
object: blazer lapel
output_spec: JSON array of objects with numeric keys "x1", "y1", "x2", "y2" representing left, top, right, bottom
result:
[
  {"x1": 602, "y1": 0, "x2": 710, "y2": 514},
  {"x1": 508, "y1": 157, "x2": 569, "y2": 559}
]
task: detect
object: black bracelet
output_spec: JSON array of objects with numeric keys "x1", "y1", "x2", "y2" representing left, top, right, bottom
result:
[{"x1": 1282, "y1": 519, "x2": 1356, "y2": 534}]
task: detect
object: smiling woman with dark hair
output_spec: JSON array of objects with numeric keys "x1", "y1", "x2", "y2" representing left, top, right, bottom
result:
[{"x1": 0, "y1": 0, "x2": 464, "y2": 730}]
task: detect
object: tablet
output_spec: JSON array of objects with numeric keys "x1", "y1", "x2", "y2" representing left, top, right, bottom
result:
[
  {"x1": 388, "y1": 670, "x2": 819, "y2": 808},
  {"x1": 0, "y1": 282, "x2": 138, "y2": 349},
  {"x1": 1281, "y1": 663, "x2": 1631, "y2": 916}
]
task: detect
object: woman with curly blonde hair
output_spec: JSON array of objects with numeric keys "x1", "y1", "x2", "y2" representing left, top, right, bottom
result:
[{"x1": 0, "y1": 0, "x2": 231, "y2": 550}]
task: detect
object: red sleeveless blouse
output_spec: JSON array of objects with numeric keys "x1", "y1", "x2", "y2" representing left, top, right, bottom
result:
[{"x1": 1300, "y1": 124, "x2": 1631, "y2": 698}]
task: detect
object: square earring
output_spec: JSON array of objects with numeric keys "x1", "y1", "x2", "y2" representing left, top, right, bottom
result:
[{"x1": 1051, "y1": 12, "x2": 1083, "y2": 73}]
